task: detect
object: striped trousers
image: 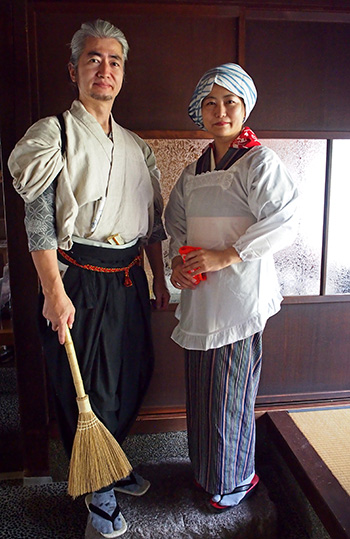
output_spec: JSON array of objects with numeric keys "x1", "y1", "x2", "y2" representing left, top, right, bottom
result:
[{"x1": 184, "y1": 332, "x2": 262, "y2": 495}]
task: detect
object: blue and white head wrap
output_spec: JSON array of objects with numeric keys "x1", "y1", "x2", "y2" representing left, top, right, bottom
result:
[{"x1": 188, "y1": 63, "x2": 257, "y2": 129}]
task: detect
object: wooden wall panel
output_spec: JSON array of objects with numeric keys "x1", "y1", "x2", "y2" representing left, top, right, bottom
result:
[
  {"x1": 29, "y1": 3, "x2": 239, "y2": 130},
  {"x1": 246, "y1": 15, "x2": 350, "y2": 134},
  {"x1": 132, "y1": 306, "x2": 187, "y2": 433},
  {"x1": 146, "y1": 307, "x2": 186, "y2": 410},
  {"x1": 258, "y1": 297, "x2": 350, "y2": 405},
  {"x1": 136, "y1": 298, "x2": 350, "y2": 426},
  {"x1": 26, "y1": 2, "x2": 350, "y2": 135}
]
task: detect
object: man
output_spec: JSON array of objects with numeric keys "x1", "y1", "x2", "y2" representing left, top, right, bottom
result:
[{"x1": 9, "y1": 19, "x2": 169, "y2": 537}]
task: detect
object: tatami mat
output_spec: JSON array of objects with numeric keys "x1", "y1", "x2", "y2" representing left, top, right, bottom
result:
[{"x1": 289, "y1": 408, "x2": 350, "y2": 496}]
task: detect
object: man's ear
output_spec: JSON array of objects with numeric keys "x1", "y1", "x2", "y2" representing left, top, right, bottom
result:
[{"x1": 68, "y1": 63, "x2": 76, "y2": 83}]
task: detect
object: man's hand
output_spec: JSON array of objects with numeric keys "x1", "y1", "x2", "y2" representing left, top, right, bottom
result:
[
  {"x1": 144, "y1": 241, "x2": 170, "y2": 310},
  {"x1": 152, "y1": 277, "x2": 170, "y2": 310},
  {"x1": 42, "y1": 288, "x2": 75, "y2": 344},
  {"x1": 31, "y1": 249, "x2": 75, "y2": 344}
]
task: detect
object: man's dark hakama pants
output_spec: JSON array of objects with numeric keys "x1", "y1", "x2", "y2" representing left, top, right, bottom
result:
[{"x1": 38, "y1": 241, "x2": 153, "y2": 457}]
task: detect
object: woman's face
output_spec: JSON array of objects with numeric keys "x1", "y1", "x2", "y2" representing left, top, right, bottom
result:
[{"x1": 201, "y1": 83, "x2": 245, "y2": 142}]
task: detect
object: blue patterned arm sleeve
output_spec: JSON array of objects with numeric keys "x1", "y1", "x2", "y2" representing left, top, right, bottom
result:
[{"x1": 24, "y1": 181, "x2": 58, "y2": 252}]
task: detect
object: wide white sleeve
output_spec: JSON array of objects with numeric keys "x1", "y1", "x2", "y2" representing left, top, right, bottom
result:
[
  {"x1": 234, "y1": 149, "x2": 298, "y2": 261},
  {"x1": 127, "y1": 130, "x2": 164, "y2": 215},
  {"x1": 126, "y1": 130, "x2": 167, "y2": 243},
  {"x1": 164, "y1": 170, "x2": 188, "y2": 260},
  {"x1": 8, "y1": 116, "x2": 64, "y2": 203}
]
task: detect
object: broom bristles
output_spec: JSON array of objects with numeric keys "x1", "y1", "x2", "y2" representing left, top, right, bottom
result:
[{"x1": 68, "y1": 411, "x2": 132, "y2": 498}]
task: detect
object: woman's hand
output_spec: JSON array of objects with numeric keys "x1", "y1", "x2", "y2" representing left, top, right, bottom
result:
[
  {"x1": 183, "y1": 247, "x2": 242, "y2": 275},
  {"x1": 170, "y1": 256, "x2": 198, "y2": 290}
]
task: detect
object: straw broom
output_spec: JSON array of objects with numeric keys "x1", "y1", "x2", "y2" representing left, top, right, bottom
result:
[{"x1": 64, "y1": 326, "x2": 132, "y2": 498}]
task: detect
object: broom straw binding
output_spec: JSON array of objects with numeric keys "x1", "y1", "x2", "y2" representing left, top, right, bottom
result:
[{"x1": 64, "y1": 326, "x2": 132, "y2": 498}]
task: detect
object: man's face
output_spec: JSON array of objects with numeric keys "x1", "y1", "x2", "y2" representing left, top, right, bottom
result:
[{"x1": 68, "y1": 36, "x2": 124, "y2": 105}]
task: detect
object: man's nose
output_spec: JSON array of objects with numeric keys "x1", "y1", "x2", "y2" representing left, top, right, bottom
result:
[{"x1": 98, "y1": 60, "x2": 110, "y2": 77}]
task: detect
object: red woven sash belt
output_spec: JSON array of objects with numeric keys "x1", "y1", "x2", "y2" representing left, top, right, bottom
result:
[{"x1": 57, "y1": 248, "x2": 141, "y2": 287}]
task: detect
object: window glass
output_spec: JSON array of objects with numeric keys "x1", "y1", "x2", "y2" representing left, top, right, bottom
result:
[
  {"x1": 326, "y1": 140, "x2": 350, "y2": 294},
  {"x1": 262, "y1": 140, "x2": 327, "y2": 296}
]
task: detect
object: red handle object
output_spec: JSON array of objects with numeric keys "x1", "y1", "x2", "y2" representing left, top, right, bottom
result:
[{"x1": 179, "y1": 246, "x2": 207, "y2": 285}]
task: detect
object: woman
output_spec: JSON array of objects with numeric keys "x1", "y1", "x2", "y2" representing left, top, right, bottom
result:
[{"x1": 165, "y1": 63, "x2": 298, "y2": 512}]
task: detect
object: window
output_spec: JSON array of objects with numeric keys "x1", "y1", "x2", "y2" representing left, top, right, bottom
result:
[
  {"x1": 326, "y1": 140, "x2": 350, "y2": 294},
  {"x1": 265, "y1": 139, "x2": 327, "y2": 296},
  {"x1": 146, "y1": 138, "x2": 348, "y2": 301}
]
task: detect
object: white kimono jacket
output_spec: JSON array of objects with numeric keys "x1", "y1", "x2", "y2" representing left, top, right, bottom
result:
[
  {"x1": 9, "y1": 100, "x2": 163, "y2": 250},
  {"x1": 165, "y1": 145, "x2": 298, "y2": 351}
]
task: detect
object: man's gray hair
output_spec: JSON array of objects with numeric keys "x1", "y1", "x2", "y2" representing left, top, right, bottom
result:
[{"x1": 70, "y1": 19, "x2": 129, "y2": 68}]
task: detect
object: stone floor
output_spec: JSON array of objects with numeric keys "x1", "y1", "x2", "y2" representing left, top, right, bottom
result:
[{"x1": 0, "y1": 361, "x2": 330, "y2": 538}]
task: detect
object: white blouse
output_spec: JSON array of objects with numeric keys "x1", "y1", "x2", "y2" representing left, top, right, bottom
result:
[{"x1": 165, "y1": 145, "x2": 298, "y2": 351}]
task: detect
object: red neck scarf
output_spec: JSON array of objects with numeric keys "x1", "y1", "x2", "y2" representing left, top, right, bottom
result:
[{"x1": 230, "y1": 127, "x2": 261, "y2": 148}]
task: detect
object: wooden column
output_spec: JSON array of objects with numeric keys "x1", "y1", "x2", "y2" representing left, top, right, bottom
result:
[{"x1": 1, "y1": 0, "x2": 50, "y2": 479}]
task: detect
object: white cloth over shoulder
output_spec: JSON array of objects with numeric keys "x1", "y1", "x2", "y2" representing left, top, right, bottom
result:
[
  {"x1": 9, "y1": 100, "x2": 163, "y2": 249},
  {"x1": 165, "y1": 145, "x2": 298, "y2": 351}
]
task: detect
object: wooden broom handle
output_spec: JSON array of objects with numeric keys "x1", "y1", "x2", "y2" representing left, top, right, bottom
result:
[{"x1": 64, "y1": 326, "x2": 86, "y2": 399}]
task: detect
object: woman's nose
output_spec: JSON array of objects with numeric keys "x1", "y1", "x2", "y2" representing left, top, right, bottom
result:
[{"x1": 215, "y1": 103, "x2": 226, "y2": 117}]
